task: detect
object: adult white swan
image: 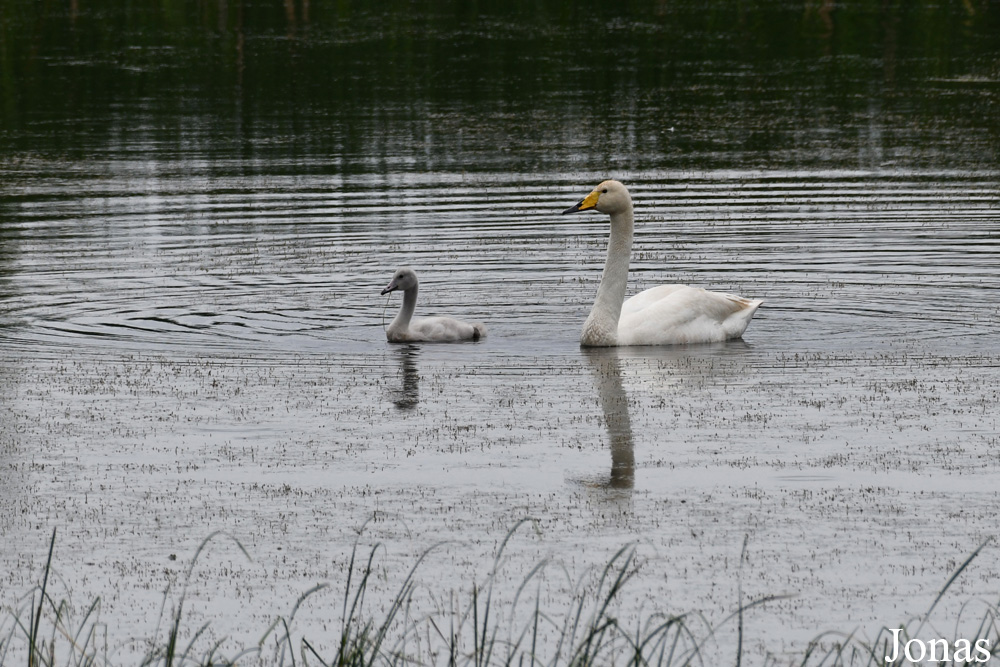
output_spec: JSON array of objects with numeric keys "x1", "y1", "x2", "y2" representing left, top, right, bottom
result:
[
  {"x1": 563, "y1": 180, "x2": 761, "y2": 347},
  {"x1": 380, "y1": 267, "x2": 487, "y2": 343}
]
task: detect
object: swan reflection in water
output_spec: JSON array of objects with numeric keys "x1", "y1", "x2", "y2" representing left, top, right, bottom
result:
[
  {"x1": 389, "y1": 344, "x2": 421, "y2": 410},
  {"x1": 583, "y1": 348, "x2": 635, "y2": 490},
  {"x1": 580, "y1": 341, "x2": 754, "y2": 491}
]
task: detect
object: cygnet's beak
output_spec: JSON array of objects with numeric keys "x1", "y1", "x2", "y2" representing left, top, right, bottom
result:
[
  {"x1": 381, "y1": 280, "x2": 398, "y2": 295},
  {"x1": 561, "y1": 189, "x2": 600, "y2": 214}
]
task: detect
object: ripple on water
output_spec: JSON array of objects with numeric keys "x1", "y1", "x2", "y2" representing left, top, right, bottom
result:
[
  {"x1": 1, "y1": 169, "x2": 998, "y2": 360},
  {"x1": 2, "y1": 166, "x2": 1000, "y2": 664}
]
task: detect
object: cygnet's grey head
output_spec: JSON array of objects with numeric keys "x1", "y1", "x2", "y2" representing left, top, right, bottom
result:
[
  {"x1": 381, "y1": 266, "x2": 419, "y2": 295},
  {"x1": 561, "y1": 180, "x2": 632, "y2": 216}
]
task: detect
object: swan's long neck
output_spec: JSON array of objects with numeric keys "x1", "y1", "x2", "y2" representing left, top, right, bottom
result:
[
  {"x1": 388, "y1": 285, "x2": 417, "y2": 335},
  {"x1": 582, "y1": 206, "x2": 633, "y2": 347}
]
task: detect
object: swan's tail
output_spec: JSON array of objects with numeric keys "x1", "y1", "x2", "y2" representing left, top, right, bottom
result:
[
  {"x1": 722, "y1": 295, "x2": 762, "y2": 340},
  {"x1": 726, "y1": 294, "x2": 763, "y2": 312}
]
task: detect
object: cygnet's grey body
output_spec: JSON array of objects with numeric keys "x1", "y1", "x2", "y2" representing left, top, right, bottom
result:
[{"x1": 381, "y1": 267, "x2": 487, "y2": 343}]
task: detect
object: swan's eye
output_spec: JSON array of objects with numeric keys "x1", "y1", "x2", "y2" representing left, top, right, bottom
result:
[{"x1": 602, "y1": 188, "x2": 608, "y2": 193}]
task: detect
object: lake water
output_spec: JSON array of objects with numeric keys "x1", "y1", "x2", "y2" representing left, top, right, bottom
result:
[{"x1": 2, "y1": 2, "x2": 1000, "y2": 663}]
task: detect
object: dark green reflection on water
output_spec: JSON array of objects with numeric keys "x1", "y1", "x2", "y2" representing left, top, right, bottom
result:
[{"x1": 1, "y1": 1, "x2": 998, "y2": 173}]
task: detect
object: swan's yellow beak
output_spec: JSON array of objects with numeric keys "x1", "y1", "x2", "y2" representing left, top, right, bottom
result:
[{"x1": 562, "y1": 190, "x2": 600, "y2": 214}]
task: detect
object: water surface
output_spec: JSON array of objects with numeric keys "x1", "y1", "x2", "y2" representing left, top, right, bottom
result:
[{"x1": 2, "y1": 1, "x2": 1000, "y2": 662}]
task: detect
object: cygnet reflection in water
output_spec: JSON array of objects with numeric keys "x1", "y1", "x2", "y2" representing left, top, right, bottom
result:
[{"x1": 389, "y1": 344, "x2": 420, "y2": 410}]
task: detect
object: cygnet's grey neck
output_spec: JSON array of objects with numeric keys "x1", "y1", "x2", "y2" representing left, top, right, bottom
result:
[
  {"x1": 388, "y1": 284, "x2": 418, "y2": 336},
  {"x1": 581, "y1": 205, "x2": 634, "y2": 347}
]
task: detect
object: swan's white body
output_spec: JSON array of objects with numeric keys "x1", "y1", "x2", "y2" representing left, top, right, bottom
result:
[
  {"x1": 563, "y1": 180, "x2": 761, "y2": 347},
  {"x1": 381, "y1": 267, "x2": 486, "y2": 343}
]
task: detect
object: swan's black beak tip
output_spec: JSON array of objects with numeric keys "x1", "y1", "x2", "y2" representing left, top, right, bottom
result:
[
  {"x1": 563, "y1": 190, "x2": 599, "y2": 214},
  {"x1": 381, "y1": 278, "x2": 400, "y2": 295}
]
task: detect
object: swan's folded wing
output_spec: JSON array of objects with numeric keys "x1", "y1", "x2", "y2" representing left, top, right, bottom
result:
[
  {"x1": 621, "y1": 284, "x2": 690, "y2": 317},
  {"x1": 618, "y1": 286, "x2": 762, "y2": 345}
]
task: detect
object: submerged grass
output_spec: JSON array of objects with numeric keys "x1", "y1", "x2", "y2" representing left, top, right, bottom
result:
[{"x1": 1, "y1": 526, "x2": 996, "y2": 667}]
